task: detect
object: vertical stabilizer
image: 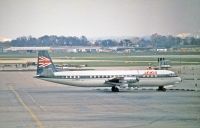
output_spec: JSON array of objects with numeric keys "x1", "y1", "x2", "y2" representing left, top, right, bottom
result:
[{"x1": 37, "y1": 51, "x2": 56, "y2": 77}]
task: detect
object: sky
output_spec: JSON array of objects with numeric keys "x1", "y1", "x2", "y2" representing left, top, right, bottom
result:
[{"x1": 0, "y1": 0, "x2": 200, "y2": 39}]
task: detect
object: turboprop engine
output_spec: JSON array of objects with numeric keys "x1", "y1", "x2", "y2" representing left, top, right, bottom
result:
[
  {"x1": 119, "y1": 76, "x2": 139, "y2": 88},
  {"x1": 106, "y1": 76, "x2": 139, "y2": 88},
  {"x1": 119, "y1": 76, "x2": 139, "y2": 83},
  {"x1": 106, "y1": 76, "x2": 140, "y2": 92}
]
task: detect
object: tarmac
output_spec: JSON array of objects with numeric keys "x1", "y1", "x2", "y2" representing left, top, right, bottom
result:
[{"x1": 0, "y1": 71, "x2": 200, "y2": 128}]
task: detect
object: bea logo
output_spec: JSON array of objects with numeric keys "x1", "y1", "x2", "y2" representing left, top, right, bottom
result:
[{"x1": 143, "y1": 70, "x2": 157, "y2": 77}]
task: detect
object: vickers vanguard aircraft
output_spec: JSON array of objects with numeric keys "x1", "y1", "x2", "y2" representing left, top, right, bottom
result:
[{"x1": 36, "y1": 51, "x2": 181, "y2": 92}]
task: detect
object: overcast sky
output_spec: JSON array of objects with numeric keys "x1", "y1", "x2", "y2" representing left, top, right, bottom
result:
[{"x1": 0, "y1": 0, "x2": 200, "y2": 39}]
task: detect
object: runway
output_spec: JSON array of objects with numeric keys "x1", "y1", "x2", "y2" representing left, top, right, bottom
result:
[{"x1": 0, "y1": 71, "x2": 200, "y2": 128}]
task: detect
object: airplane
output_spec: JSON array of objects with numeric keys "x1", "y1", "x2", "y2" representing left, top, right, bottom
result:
[{"x1": 35, "y1": 51, "x2": 182, "y2": 92}]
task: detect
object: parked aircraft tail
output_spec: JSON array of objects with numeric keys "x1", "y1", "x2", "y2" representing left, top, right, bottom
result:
[{"x1": 37, "y1": 51, "x2": 57, "y2": 77}]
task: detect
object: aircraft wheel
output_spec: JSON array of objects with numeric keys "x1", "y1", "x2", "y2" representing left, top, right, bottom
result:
[
  {"x1": 111, "y1": 86, "x2": 119, "y2": 92},
  {"x1": 157, "y1": 86, "x2": 166, "y2": 92}
]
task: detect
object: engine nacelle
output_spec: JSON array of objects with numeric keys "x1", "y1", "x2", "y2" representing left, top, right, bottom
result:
[
  {"x1": 119, "y1": 76, "x2": 139, "y2": 83},
  {"x1": 119, "y1": 83, "x2": 128, "y2": 88},
  {"x1": 105, "y1": 76, "x2": 139, "y2": 88}
]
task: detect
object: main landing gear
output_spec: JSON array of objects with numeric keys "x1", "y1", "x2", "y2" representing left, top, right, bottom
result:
[
  {"x1": 157, "y1": 86, "x2": 166, "y2": 92},
  {"x1": 111, "y1": 86, "x2": 119, "y2": 92},
  {"x1": 111, "y1": 86, "x2": 167, "y2": 92}
]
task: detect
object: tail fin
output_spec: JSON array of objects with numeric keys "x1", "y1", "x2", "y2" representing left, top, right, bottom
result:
[{"x1": 37, "y1": 51, "x2": 57, "y2": 77}]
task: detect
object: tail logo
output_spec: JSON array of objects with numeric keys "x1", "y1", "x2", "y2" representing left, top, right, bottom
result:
[{"x1": 38, "y1": 56, "x2": 52, "y2": 67}]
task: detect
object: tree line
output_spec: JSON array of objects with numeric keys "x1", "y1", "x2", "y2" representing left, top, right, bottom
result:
[{"x1": 1, "y1": 34, "x2": 200, "y2": 48}]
